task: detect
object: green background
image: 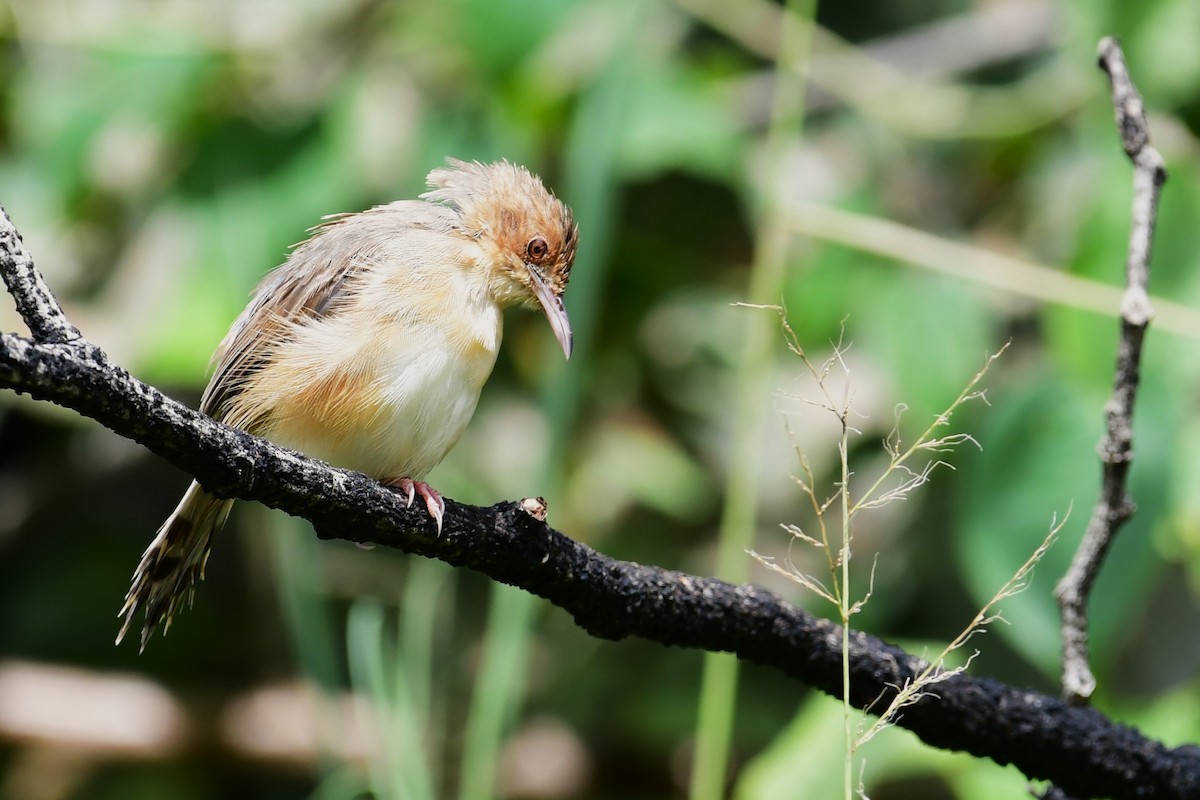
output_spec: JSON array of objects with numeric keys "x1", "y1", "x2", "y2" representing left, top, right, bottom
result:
[{"x1": 2, "y1": 0, "x2": 1199, "y2": 798}]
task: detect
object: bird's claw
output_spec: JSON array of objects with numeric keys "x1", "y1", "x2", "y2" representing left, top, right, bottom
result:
[
  {"x1": 388, "y1": 478, "x2": 445, "y2": 534},
  {"x1": 391, "y1": 477, "x2": 417, "y2": 507}
]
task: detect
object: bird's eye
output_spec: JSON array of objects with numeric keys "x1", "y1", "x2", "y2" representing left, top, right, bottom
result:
[{"x1": 526, "y1": 236, "x2": 550, "y2": 262}]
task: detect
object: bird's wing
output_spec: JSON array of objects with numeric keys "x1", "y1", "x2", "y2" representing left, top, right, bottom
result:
[{"x1": 200, "y1": 200, "x2": 449, "y2": 422}]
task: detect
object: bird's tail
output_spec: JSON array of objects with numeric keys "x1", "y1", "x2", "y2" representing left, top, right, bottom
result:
[{"x1": 117, "y1": 482, "x2": 232, "y2": 651}]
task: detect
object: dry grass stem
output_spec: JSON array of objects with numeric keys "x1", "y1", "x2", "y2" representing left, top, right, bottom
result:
[
  {"x1": 856, "y1": 510, "x2": 1066, "y2": 746},
  {"x1": 741, "y1": 308, "x2": 1040, "y2": 799},
  {"x1": 850, "y1": 343, "x2": 1009, "y2": 517}
]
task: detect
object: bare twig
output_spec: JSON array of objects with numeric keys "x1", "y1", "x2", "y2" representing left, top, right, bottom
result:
[
  {"x1": 0, "y1": 205, "x2": 82, "y2": 343},
  {"x1": 1054, "y1": 37, "x2": 1167, "y2": 706}
]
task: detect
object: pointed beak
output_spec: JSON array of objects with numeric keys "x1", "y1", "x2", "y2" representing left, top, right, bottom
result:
[{"x1": 528, "y1": 266, "x2": 573, "y2": 359}]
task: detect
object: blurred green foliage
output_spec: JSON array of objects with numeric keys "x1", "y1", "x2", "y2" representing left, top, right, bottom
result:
[{"x1": 2, "y1": 1, "x2": 1200, "y2": 799}]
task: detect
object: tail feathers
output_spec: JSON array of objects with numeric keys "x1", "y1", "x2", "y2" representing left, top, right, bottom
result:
[{"x1": 117, "y1": 483, "x2": 232, "y2": 651}]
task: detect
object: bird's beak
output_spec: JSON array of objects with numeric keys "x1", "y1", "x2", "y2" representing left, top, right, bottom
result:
[{"x1": 528, "y1": 266, "x2": 573, "y2": 359}]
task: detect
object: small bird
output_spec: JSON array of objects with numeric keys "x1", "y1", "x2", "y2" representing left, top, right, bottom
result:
[{"x1": 118, "y1": 158, "x2": 577, "y2": 650}]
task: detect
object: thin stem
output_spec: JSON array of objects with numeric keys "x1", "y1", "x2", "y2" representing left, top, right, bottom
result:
[
  {"x1": 780, "y1": 203, "x2": 1200, "y2": 338},
  {"x1": 839, "y1": 428, "x2": 852, "y2": 800},
  {"x1": 689, "y1": 2, "x2": 816, "y2": 798},
  {"x1": 1054, "y1": 36, "x2": 1166, "y2": 706}
]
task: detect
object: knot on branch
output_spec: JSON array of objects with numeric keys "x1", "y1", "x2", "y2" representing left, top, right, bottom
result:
[{"x1": 1120, "y1": 286, "x2": 1155, "y2": 327}]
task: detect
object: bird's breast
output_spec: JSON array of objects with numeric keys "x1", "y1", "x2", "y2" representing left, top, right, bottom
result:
[{"x1": 251, "y1": 276, "x2": 503, "y2": 480}]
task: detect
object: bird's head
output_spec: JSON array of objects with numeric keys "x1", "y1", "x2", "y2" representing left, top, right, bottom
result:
[{"x1": 423, "y1": 158, "x2": 577, "y2": 358}]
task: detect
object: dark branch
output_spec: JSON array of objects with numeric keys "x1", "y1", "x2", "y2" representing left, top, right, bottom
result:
[
  {"x1": 1054, "y1": 37, "x2": 1168, "y2": 706},
  {"x1": 0, "y1": 205, "x2": 82, "y2": 343},
  {"x1": 2, "y1": 217, "x2": 1198, "y2": 800}
]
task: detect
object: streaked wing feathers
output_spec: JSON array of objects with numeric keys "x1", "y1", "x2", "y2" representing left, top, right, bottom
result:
[{"x1": 200, "y1": 201, "x2": 441, "y2": 421}]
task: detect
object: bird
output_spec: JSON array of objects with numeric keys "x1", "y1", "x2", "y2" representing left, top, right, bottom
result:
[{"x1": 117, "y1": 158, "x2": 577, "y2": 650}]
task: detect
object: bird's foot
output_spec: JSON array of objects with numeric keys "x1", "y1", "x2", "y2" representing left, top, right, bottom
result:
[{"x1": 387, "y1": 478, "x2": 446, "y2": 534}]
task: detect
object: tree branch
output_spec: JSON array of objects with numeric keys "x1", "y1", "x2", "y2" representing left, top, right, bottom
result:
[
  {"x1": 0, "y1": 205, "x2": 82, "y2": 343},
  {"x1": 2, "y1": 207, "x2": 1198, "y2": 798},
  {"x1": 1054, "y1": 37, "x2": 1167, "y2": 706}
]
